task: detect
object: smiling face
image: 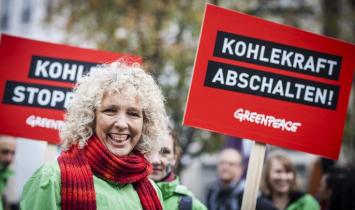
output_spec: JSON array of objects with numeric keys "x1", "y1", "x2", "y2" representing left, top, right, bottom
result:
[
  {"x1": 149, "y1": 134, "x2": 176, "y2": 181},
  {"x1": 268, "y1": 158, "x2": 295, "y2": 196},
  {"x1": 94, "y1": 91, "x2": 143, "y2": 156}
]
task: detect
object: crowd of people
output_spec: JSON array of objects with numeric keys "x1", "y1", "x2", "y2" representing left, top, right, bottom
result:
[
  {"x1": 1, "y1": 60, "x2": 354, "y2": 210},
  {"x1": 206, "y1": 147, "x2": 355, "y2": 210}
]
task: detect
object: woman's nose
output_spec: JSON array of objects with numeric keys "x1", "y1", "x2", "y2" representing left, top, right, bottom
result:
[
  {"x1": 150, "y1": 153, "x2": 161, "y2": 164},
  {"x1": 114, "y1": 114, "x2": 128, "y2": 129},
  {"x1": 280, "y1": 172, "x2": 290, "y2": 180}
]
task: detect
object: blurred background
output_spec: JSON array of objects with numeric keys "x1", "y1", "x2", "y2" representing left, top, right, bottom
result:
[{"x1": 1, "y1": 0, "x2": 354, "y2": 209}]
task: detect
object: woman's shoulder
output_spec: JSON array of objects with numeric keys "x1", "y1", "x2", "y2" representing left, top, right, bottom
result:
[
  {"x1": 38, "y1": 161, "x2": 60, "y2": 172},
  {"x1": 34, "y1": 161, "x2": 60, "y2": 178},
  {"x1": 20, "y1": 161, "x2": 61, "y2": 210},
  {"x1": 24, "y1": 161, "x2": 60, "y2": 189},
  {"x1": 292, "y1": 192, "x2": 318, "y2": 203},
  {"x1": 288, "y1": 192, "x2": 320, "y2": 210},
  {"x1": 299, "y1": 193, "x2": 319, "y2": 205}
]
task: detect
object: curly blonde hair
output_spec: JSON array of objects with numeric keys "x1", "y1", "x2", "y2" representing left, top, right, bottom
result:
[{"x1": 60, "y1": 61, "x2": 168, "y2": 155}]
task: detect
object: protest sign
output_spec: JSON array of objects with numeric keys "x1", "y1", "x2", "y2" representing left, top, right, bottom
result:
[
  {"x1": 184, "y1": 5, "x2": 355, "y2": 210},
  {"x1": 184, "y1": 4, "x2": 355, "y2": 160},
  {"x1": 0, "y1": 34, "x2": 140, "y2": 144},
  {"x1": 184, "y1": 4, "x2": 355, "y2": 209}
]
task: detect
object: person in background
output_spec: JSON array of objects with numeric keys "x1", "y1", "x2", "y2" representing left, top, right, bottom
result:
[
  {"x1": 206, "y1": 148, "x2": 245, "y2": 210},
  {"x1": 20, "y1": 60, "x2": 169, "y2": 210},
  {"x1": 317, "y1": 166, "x2": 355, "y2": 210},
  {"x1": 206, "y1": 148, "x2": 276, "y2": 210},
  {"x1": 317, "y1": 166, "x2": 345, "y2": 210},
  {"x1": 307, "y1": 157, "x2": 334, "y2": 197},
  {"x1": 260, "y1": 152, "x2": 320, "y2": 210},
  {"x1": 0, "y1": 135, "x2": 16, "y2": 210},
  {"x1": 149, "y1": 130, "x2": 207, "y2": 210}
]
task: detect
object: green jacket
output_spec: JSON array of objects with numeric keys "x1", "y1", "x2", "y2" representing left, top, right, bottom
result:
[
  {"x1": 287, "y1": 194, "x2": 320, "y2": 210},
  {"x1": 157, "y1": 178, "x2": 207, "y2": 210},
  {"x1": 0, "y1": 167, "x2": 13, "y2": 210},
  {"x1": 20, "y1": 161, "x2": 164, "y2": 210}
]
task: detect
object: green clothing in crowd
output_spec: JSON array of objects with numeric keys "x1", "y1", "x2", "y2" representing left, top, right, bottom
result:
[
  {"x1": 286, "y1": 194, "x2": 320, "y2": 210},
  {"x1": 0, "y1": 167, "x2": 13, "y2": 210},
  {"x1": 20, "y1": 161, "x2": 164, "y2": 210},
  {"x1": 157, "y1": 178, "x2": 207, "y2": 210}
]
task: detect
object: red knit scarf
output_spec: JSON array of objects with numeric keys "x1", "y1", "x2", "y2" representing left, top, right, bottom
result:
[{"x1": 58, "y1": 135, "x2": 162, "y2": 210}]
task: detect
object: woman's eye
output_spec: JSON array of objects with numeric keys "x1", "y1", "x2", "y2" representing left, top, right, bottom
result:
[
  {"x1": 103, "y1": 108, "x2": 116, "y2": 113},
  {"x1": 160, "y1": 148, "x2": 171, "y2": 154},
  {"x1": 128, "y1": 111, "x2": 141, "y2": 117}
]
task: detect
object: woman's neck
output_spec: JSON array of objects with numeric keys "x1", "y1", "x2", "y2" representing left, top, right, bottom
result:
[{"x1": 272, "y1": 193, "x2": 290, "y2": 210}]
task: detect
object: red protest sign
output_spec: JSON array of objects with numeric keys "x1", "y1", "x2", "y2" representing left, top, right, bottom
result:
[
  {"x1": 0, "y1": 34, "x2": 141, "y2": 144},
  {"x1": 183, "y1": 4, "x2": 355, "y2": 160}
]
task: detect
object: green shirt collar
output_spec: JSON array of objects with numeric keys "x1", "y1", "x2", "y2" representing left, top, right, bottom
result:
[{"x1": 156, "y1": 177, "x2": 192, "y2": 199}]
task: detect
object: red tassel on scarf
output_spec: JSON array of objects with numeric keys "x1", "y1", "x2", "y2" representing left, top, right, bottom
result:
[{"x1": 58, "y1": 135, "x2": 162, "y2": 210}]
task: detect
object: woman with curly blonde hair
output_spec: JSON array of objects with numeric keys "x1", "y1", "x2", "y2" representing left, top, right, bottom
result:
[{"x1": 20, "y1": 60, "x2": 169, "y2": 210}]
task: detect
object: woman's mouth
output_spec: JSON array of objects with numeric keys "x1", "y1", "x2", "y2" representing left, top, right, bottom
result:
[
  {"x1": 108, "y1": 133, "x2": 130, "y2": 146},
  {"x1": 152, "y1": 166, "x2": 163, "y2": 172}
]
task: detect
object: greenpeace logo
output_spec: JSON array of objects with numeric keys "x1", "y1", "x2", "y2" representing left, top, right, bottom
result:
[
  {"x1": 26, "y1": 115, "x2": 64, "y2": 130},
  {"x1": 234, "y1": 108, "x2": 301, "y2": 132}
]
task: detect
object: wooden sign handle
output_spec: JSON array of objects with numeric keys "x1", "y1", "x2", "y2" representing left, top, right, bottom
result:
[{"x1": 241, "y1": 141, "x2": 267, "y2": 210}]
